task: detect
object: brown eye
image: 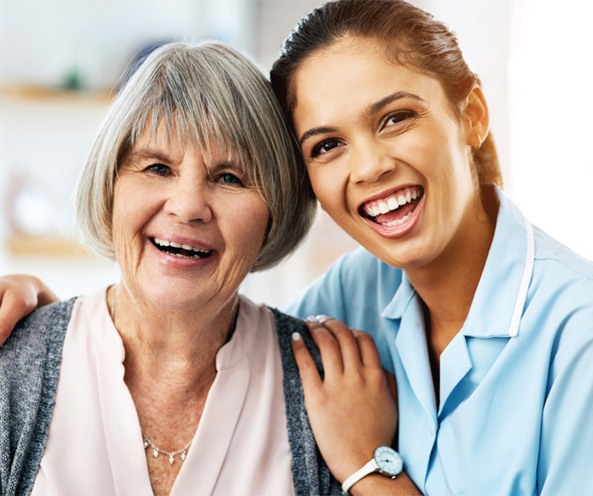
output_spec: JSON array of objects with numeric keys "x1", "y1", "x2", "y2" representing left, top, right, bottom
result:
[
  {"x1": 383, "y1": 110, "x2": 417, "y2": 129},
  {"x1": 310, "y1": 139, "x2": 343, "y2": 158}
]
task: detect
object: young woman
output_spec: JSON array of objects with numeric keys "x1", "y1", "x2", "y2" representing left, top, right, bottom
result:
[{"x1": 3, "y1": 1, "x2": 593, "y2": 495}]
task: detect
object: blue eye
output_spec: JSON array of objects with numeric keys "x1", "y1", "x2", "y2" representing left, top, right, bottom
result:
[
  {"x1": 147, "y1": 163, "x2": 169, "y2": 175},
  {"x1": 221, "y1": 173, "x2": 243, "y2": 185}
]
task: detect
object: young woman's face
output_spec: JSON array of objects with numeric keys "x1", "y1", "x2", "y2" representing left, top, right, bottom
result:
[{"x1": 292, "y1": 37, "x2": 483, "y2": 271}]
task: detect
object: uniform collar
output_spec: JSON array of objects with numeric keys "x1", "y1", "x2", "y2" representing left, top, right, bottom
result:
[
  {"x1": 382, "y1": 185, "x2": 534, "y2": 338},
  {"x1": 381, "y1": 273, "x2": 416, "y2": 320}
]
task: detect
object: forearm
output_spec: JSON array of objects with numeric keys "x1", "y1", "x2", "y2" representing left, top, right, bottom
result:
[{"x1": 350, "y1": 471, "x2": 421, "y2": 496}]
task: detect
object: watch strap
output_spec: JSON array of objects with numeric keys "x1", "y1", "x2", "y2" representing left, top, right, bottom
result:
[{"x1": 341, "y1": 458, "x2": 379, "y2": 495}]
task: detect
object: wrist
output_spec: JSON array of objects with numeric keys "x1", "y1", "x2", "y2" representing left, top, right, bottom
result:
[
  {"x1": 349, "y1": 472, "x2": 397, "y2": 496},
  {"x1": 341, "y1": 446, "x2": 403, "y2": 496}
]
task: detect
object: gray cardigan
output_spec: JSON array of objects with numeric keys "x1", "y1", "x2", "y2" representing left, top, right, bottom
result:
[{"x1": 0, "y1": 299, "x2": 341, "y2": 496}]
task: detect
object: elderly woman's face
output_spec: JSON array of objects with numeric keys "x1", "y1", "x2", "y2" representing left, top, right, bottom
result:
[
  {"x1": 292, "y1": 37, "x2": 480, "y2": 271},
  {"x1": 111, "y1": 123, "x2": 269, "y2": 312}
]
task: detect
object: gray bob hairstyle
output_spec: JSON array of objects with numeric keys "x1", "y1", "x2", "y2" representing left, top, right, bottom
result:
[{"x1": 75, "y1": 41, "x2": 316, "y2": 271}]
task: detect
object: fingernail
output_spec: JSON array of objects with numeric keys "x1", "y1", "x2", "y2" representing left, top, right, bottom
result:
[
  {"x1": 316, "y1": 314, "x2": 330, "y2": 322},
  {"x1": 292, "y1": 332, "x2": 302, "y2": 341},
  {"x1": 306, "y1": 315, "x2": 319, "y2": 323}
]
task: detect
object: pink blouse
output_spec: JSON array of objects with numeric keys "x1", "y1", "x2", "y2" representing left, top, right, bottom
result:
[{"x1": 32, "y1": 288, "x2": 295, "y2": 496}]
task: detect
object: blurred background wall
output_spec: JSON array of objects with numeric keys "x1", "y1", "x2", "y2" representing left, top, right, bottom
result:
[{"x1": 0, "y1": 0, "x2": 591, "y2": 308}]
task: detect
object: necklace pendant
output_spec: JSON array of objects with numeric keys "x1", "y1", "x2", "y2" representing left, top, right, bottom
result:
[
  {"x1": 144, "y1": 440, "x2": 149, "y2": 449},
  {"x1": 169, "y1": 454, "x2": 174, "y2": 464},
  {"x1": 153, "y1": 448, "x2": 159, "y2": 458},
  {"x1": 181, "y1": 451, "x2": 186, "y2": 461}
]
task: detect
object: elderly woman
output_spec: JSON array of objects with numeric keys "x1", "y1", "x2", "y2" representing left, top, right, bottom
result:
[{"x1": 0, "y1": 41, "x2": 364, "y2": 496}]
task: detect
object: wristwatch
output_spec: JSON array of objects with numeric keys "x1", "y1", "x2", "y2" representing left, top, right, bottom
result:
[{"x1": 341, "y1": 446, "x2": 403, "y2": 495}]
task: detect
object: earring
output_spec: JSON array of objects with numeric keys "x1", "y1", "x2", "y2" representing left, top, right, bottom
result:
[{"x1": 475, "y1": 134, "x2": 483, "y2": 149}]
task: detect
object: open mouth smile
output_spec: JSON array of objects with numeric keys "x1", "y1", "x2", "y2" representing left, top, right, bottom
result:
[
  {"x1": 360, "y1": 186, "x2": 424, "y2": 226},
  {"x1": 150, "y1": 237, "x2": 214, "y2": 259}
]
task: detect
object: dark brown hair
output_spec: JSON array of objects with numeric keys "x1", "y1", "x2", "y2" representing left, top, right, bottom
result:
[{"x1": 270, "y1": 0, "x2": 502, "y2": 187}]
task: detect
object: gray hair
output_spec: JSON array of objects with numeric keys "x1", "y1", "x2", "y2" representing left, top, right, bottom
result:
[{"x1": 75, "y1": 41, "x2": 316, "y2": 271}]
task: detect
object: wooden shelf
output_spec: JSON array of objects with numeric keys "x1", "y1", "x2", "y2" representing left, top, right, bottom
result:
[
  {"x1": 7, "y1": 234, "x2": 97, "y2": 259},
  {"x1": 0, "y1": 84, "x2": 113, "y2": 104}
]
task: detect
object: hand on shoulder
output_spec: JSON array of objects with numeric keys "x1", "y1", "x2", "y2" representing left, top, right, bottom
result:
[
  {"x1": 0, "y1": 274, "x2": 58, "y2": 345},
  {"x1": 291, "y1": 316, "x2": 397, "y2": 481},
  {"x1": 291, "y1": 316, "x2": 421, "y2": 495}
]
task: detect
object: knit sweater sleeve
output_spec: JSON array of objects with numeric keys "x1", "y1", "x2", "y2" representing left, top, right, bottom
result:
[
  {"x1": 0, "y1": 299, "x2": 75, "y2": 496},
  {"x1": 272, "y1": 308, "x2": 342, "y2": 496}
]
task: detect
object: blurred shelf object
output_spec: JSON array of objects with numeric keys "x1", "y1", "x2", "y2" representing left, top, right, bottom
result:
[
  {"x1": 0, "y1": 84, "x2": 113, "y2": 104},
  {"x1": 8, "y1": 234, "x2": 96, "y2": 259}
]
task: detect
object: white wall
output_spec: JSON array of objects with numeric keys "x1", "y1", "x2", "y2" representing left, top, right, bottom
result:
[
  {"x1": 509, "y1": 0, "x2": 593, "y2": 259},
  {"x1": 1, "y1": 0, "x2": 590, "y2": 310}
]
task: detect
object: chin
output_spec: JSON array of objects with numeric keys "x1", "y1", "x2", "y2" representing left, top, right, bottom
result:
[
  {"x1": 375, "y1": 240, "x2": 438, "y2": 271},
  {"x1": 135, "y1": 277, "x2": 206, "y2": 312}
]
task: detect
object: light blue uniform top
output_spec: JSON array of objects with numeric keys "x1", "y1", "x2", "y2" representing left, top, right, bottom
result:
[{"x1": 284, "y1": 187, "x2": 593, "y2": 495}]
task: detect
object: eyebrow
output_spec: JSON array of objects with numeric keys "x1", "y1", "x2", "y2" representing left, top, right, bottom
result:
[
  {"x1": 124, "y1": 149, "x2": 175, "y2": 165},
  {"x1": 369, "y1": 91, "x2": 426, "y2": 114},
  {"x1": 298, "y1": 91, "x2": 426, "y2": 146},
  {"x1": 299, "y1": 126, "x2": 338, "y2": 147}
]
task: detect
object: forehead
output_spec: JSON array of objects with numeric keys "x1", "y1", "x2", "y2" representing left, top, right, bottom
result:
[
  {"x1": 125, "y1": 112, "x2": 237, "y2": 166},
  {"x1": 292, "y1": 37, "x2": 447, "y2": 135}
]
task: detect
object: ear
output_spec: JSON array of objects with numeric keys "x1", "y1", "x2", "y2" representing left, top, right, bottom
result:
[{"x1": 463, "y1": 85, "x2": 489, "y2": 148}]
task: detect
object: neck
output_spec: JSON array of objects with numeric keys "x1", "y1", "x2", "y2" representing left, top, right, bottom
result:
[
  {"x1": 107, "y1": 284, "x2": 237, "y2": 391},
  {"x1": 107, "y1": 285, "x2": 238, "y2": 496},
  {"x1": 406, "y1": 187, "x2": 498, "y2": 360}
]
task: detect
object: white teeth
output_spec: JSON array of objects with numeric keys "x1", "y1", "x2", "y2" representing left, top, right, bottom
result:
[
  {"x1": 383, "y1": 211, "x2": 412, "y2": 227},
  {"x1": 153, "y1": 237, "x2": 210, "y2": 255},
  {"x1": 364, "y1": 188, "x2": 422, "y2": 219}
]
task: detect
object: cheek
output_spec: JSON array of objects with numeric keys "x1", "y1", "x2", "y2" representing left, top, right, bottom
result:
[
  {"x1": 307, "y1": 164, "x2": 348, "y2": 218},
  {"x1": 111, "y1": 182, "x2": 151, "y2": 258},
  {"x1": 307, "y1": 164, "x2": 331, "y2": 201},
  {"x1": 225, "y1": 196, "x2": 270, "y2": 254}
]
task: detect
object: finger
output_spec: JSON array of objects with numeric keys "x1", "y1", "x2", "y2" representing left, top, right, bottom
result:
[
  {"x1": 318, "y1": 318, "x2": 364, "y2": 371},
  {"x1": 305, "y1": 318, "x2": 344, "y2": 375},
  {"x1": 384, "y1": 369, "x2": 398, "y2": 405},
  {"x1": 352, "y1": 330, "x2": 382, "y2": 369},
  {"x1": 0, "y1": 292, "x2": 28, "y2": 346},
  {"x1": 291, "y1": 332, "x2": 323, "y2": 390}
]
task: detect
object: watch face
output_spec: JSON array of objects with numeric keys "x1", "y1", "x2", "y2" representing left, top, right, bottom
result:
[{"x1": 374, "y1": 446, "x2": 403, "y2": 476}]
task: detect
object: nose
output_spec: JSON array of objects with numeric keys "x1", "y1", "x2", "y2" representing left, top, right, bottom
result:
[
  {"x1": 164, "y1": 178, "x2": 213, "y2": 224},
  {"x1": 349, "y1": 141, "x2": 395, "y2": 184}
]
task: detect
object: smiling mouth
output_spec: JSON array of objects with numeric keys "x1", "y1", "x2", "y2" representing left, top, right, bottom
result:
[
  {"x1": 360, "y1": 186, "x2": 424, "y2": 226},
  {"x1": 150, "y1": 237, "x2": 214, "y2": 259}
]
